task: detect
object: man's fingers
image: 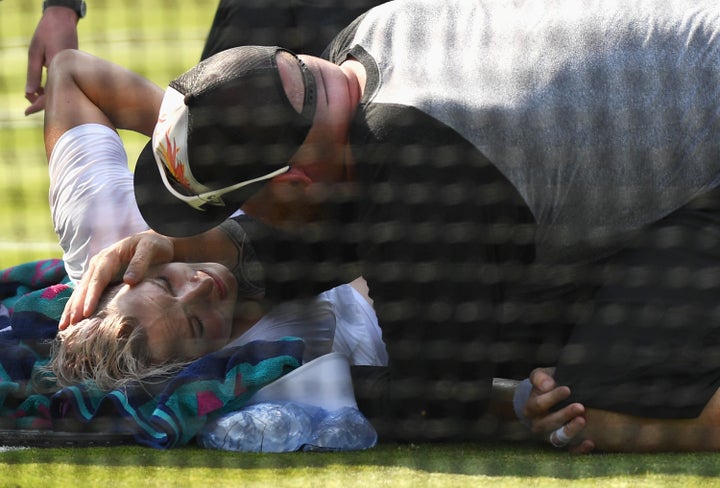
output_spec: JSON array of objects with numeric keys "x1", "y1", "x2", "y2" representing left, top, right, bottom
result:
[
  {"x1": 528, "y1": 400, "x2": 584, "y2": 434},
  {"x1": 548, "y1": 416, "x2": 589, "y2": 451},
  {"x1": 81, "y1": 272, "x2": 109, "y2": 317},
  {"x1": 519, "y1": 368, "x2": 592, "y2": 454},
  {"x1": 81, "y1": 251, "x2": 127, "y2": 316},
  {"x1": 58, "y1": 296, "x2": 76, "y2": 330},
  {"x1": 563, "y1": 415, "x2": 586, "y2": 438},
  {"x1": 526, "y1": 384, "x2": 571, "y2": 418},
  {"x1": 122, "y1": 232, "x2": 174, "y2": 284},
  {"x1": 24, "y1": 94, "x2": 46, "y2": 116},
  {"x1": 122, "y1": 244, "x2": 153, "y2": 285},
  {"x1": 26, "y1": 49, "x2": 45, "y2": 98},
  {"x1": 25, "y1": 36, "x2": 46, "y2": 113},
  {"x1": 59, "y1": 249, "x2": 125, "y2": 330},
  {"x1": 59, "y1": 273, "x2": 91, "y2": 330},
  {"x1": 548, "y1": 424, "x2": 572, "y2": 447},
  {"x1": 59, "y1": 276, "x2": 89, "y2": 330},
  {"x1": 529, "y1": 367, "x2": 557, "y2": 392}
]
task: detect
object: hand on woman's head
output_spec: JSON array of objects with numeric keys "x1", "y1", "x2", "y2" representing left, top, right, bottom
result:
[
  {"x1": 59, "y1": 230, "x2": 175, "y2": 330},
  {"x1": 46, "y1": 283, "x2": 160, "y2": 392}
]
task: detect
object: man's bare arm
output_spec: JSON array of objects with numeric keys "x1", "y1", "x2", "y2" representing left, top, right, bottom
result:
[
  {"x1": 520, "y1": 367, "x2": 720, "y2": 453},
  {"x1": 580, "y1": 390, "x2": 720, "y2": 453}
]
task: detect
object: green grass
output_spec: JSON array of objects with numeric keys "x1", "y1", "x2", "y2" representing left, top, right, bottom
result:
[
  {"x1": 2, "y1": 442, "x2": 720, "y2": 487},
  {"x1": 3, "y1": 1, "x2": 720, "y2": 486}
]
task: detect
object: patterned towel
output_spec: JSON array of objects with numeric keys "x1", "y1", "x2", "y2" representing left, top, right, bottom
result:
[{"x1": 0, "y1": 259, "x2": 303, "y2": 448}]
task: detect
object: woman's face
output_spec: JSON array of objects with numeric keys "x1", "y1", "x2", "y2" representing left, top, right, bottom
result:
[{"x1": 111, "y1": 262, "x2": 238, "y2": 362}]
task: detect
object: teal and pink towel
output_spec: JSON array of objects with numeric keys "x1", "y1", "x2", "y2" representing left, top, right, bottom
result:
[{"x1": 0, "y1": 259, "x2": 302, "y2": 448}]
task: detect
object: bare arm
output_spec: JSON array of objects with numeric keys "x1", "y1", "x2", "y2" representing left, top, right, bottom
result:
[
  {"x1": 579, "y1": 388, "x2": 720, "y2": 452},
  {"x1": 44, "y1": 49, "x2": 163, "y2": 158}
]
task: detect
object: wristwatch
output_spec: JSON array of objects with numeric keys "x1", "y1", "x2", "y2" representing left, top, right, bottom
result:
[{"x1": 42, "y1": 0, "x2": 87, "y2": 19}]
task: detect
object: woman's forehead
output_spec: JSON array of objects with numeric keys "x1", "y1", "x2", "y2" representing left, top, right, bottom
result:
[
  {"x1": 114, "y1": 281, "x2": 185, "y2": 335},
  {"x1": 113, "y1": 281, "x2": 194, "y2": 362}
]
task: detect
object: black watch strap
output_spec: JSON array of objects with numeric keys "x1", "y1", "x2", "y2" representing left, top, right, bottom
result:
[{"x1": 42, "y1": 0, "x2": 86, "y2": 19}]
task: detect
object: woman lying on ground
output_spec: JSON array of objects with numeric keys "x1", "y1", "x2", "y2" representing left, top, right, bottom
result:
[{"x1": 40, "y1": 48, "x2": 387, "y2": 392}]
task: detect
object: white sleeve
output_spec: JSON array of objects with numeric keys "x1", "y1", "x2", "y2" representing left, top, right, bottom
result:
[
  {"x1": 227, "y1": 284, "x2": 388, "y2": 366},
  {"x1": 227, "y1": 298, "x2": 337, "y2": 364},
  {"x1": 48, "y1": 124, "x2": 150, "y2": 283},
  {"x1": 323, "y1": 284, "x2": 388, "y2": 367}
]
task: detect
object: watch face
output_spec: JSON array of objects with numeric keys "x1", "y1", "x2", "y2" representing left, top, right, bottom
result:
[{"x1": 79, "y1": 1, "x2": 86, "y2": 17}]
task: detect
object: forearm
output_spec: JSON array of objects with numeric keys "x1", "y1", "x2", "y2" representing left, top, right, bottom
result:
[
  {"x1": 45, "y1": 50, "x2": 162, "y2": 146},
  {"x1": 71, "y1": 51, "x2": 162, "y2": 134},
  {"x1": 582, "y1": 408, "x2": 720, "y2": 452}
]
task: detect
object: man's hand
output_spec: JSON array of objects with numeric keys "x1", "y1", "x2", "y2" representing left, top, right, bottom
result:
[
  {"x1": 521, "y1": 367, "x2": 595, "y2": 454},
  {"x1": 25, "y1": 7, "x2": 80, "y2": 115},
  {"x1": 59, "y1": 231, "x2": 175, "y2": 329}
]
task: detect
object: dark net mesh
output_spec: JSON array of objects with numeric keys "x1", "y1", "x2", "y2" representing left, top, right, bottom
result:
[{"x1": 2, "y1": 0, "x2": 720, "y2": 475}]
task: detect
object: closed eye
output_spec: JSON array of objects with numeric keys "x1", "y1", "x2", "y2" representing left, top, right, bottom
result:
[
  {"x1": 152, "y1": 277, "x2": 200, "y2": 339},
  {"x1": 156, "y1": 276, "x2": 174, "y2": 295},
  {"x1": 191, "y1": 316, "x2": 204, "y2": 339}
]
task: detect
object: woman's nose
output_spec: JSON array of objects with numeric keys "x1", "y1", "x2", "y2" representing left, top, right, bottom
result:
[{"x1": 182, "y1": 272, "x2": 214, "y2": 301}]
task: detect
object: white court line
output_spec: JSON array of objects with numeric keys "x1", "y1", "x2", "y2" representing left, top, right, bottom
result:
[{"x1": 0, "y1": 446, "x2": 29, "y2": 452}]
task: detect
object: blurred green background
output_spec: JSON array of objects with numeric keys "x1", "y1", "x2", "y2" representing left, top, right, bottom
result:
[{"x1": 0, "y1": 0, "x2": 217, "y2": 268}]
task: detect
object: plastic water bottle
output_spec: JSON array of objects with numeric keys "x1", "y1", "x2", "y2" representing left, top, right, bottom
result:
[
  {"x1": 197, "y1": 402, "x2": 377, "y2": 453},
  {"x1": 304, "y1": 406, "x2": 378, "y2": 452},
  {"x1": 197, "y1": 402, "x2": 314, "y2": 453}
]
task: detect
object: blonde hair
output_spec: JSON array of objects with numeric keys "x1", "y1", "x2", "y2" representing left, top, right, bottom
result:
[{"x1": 36, "y1": 284, "x2": 187, "y2": 393}]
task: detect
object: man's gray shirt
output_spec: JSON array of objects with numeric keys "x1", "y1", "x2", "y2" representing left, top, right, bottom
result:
[{"x1": 332, "y1": 0, "x2": 720, "y2": 263}]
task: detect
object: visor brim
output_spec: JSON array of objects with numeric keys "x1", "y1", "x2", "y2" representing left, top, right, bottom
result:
[{"x1": 134, "y1": 142, "x2": 260, "y2": 237}]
